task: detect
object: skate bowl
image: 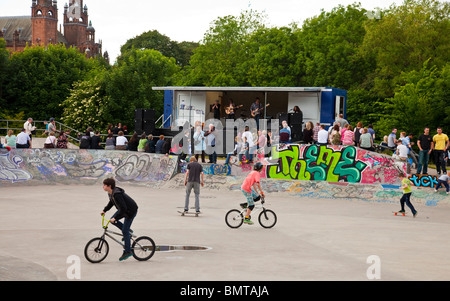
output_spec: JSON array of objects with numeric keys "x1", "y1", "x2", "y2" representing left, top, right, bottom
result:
[{"x1": 0, "y1": 144, "x2": 447, "y2": 207}]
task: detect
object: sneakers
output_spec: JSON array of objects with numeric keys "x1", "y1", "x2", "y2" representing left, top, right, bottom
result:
[
  {"x1": 244, "y1": 216, "x2": 254, "y2": 225},
  {"x1": 413, "y1": 211, "x2": 418, "y2": 218},
  {"x1": 398, "y1": 210, "x2": 405, "y2": 213},
  {"x1": 119, "y1": 251, "x2": 133, "y2": 261}
]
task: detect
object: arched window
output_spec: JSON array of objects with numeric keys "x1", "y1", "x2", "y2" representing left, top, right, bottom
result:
[
  {"x1": 36, "y1": 10, "x2": 43, "y2": 16},
  {"x1": 48, "y1": 10, "x2": 53, "y2": 17}
]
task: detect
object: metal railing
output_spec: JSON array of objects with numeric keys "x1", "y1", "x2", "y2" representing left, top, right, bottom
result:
[{"x1": 0, "y1": 119, "x2": 81, "y2": 144}]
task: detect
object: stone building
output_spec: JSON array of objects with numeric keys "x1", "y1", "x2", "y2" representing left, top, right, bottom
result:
[{"x1": 0, "y1": 0, "x2": 102, "y2": 58}]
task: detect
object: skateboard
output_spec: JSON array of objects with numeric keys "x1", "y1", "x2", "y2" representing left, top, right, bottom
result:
[
  {"x1": 177, "y1": 211, "x2": 201, "y2": 217},
  {"x1": 393, "y1": 211, "x2": 407, "y2": 216}
]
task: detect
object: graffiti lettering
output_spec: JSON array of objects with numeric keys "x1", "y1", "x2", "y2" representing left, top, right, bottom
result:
[
  {"x1": 408, "y1": 174, "x2": 438, "y2": 188},
  {"x1": 267, "y1": 145, "x2": 368, "y2": 183}
]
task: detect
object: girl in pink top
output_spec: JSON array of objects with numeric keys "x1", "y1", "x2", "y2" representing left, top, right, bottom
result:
[
  {"x1": 240, "y1": 163, "x2": 265, "y2": 224},
  {"x1": 342, "y1": 125, "x2": 355, "y2": 146}
]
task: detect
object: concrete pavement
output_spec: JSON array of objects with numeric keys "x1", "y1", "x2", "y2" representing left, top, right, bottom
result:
[{"x1": 1, "y1": 179, "x2": 450, "y2": 282}]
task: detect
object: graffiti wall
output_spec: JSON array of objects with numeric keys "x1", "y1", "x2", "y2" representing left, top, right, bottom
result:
[
  {"x1": 266, "y1": 144, "x2": 405, "y2": 185},
  {"x1": 0, "y1": 149, "x2": 178, "y2": 187},
  {"x1": 167, "y1": 173, "x2": 448, "y2": 207}
]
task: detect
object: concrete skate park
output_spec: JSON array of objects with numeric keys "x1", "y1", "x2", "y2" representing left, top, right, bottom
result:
[{"x1": 1, "y1": 144, "x2": 450, "y2": 282}]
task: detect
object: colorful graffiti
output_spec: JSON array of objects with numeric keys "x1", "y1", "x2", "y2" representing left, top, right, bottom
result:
[
  {"x1": 0, "y1": 149, "x2": 178, "y2": 186},
  {"x1": 408, "y1": 174, "x2": 439, "y2": 188},
  {"x1": 266, "y1": 144, "x2": 369, "y2": 183}
]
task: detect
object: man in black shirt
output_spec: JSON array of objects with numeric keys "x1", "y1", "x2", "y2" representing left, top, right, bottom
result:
[
  {"x1": 184, "y1": 157, "x2": 204, "y2": 214},
  {"x1": 417, "y1": 127, "x2": 433, "y2": 174}
]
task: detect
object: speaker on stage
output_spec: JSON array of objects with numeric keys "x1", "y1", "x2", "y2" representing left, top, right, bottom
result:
[
  {"x1": 143, "y1": 109, "x2": 155, "y2": 135},
  {"x1": 289, "y1": 112, "x2": 303, "y2": 125},
  {"x1": 135, "y1": 109, "x2": 144, "y2": 134},
  {"x1": 290, "y1": 124, "x2": 303, "y2": 142},
  {"x1": 277, "y1": 113, "x2": 289, "y2": 127}
]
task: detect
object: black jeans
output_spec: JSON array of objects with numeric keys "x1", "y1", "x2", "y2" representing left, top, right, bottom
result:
[
  {"x1": 434, "y1": 150, "x2": 447, "y2": 174},
  {"x1": 400, "y1": 193, "x2": 416, "y2": 214}
]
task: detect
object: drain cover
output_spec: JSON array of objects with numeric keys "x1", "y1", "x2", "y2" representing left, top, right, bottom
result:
[{"x1": 155, "y1": 245, "x2": 211, "y2": 252}]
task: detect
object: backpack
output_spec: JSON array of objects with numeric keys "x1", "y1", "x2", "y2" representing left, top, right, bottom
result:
[{"x1": 331, "y1": 131, "x2": 341, "y2": 145}]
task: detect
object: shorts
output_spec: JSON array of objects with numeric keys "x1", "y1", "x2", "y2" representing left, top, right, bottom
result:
[{"x1": 241, "y1": 188, "x2": 259, "y2": 206}]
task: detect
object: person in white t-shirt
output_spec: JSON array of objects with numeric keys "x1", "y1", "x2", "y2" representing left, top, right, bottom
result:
[
  {"x1": 394, "y1": 139, "x2": 410, "y2": 173},
  {"x1": 115, "y1": 131, "x2": 128, "y2": 150},
  {"x1": 242, "y1": 126, "x2": 255, "y2": 162},
  {"x1": 317, "y1": 125, "x2": 329, "y2": 146}
]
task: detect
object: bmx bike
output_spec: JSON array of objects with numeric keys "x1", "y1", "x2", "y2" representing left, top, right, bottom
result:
[
  {"x1": 225, "y1": 197, "x2": 277, "y2": 229},
  {"x1": 84, "y1": 214, "x2": 156, "y2": 263}
]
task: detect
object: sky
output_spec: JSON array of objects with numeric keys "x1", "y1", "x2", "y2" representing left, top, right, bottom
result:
[{"x1": 2, "y1": 0, "x2": 406, "y2": 63}]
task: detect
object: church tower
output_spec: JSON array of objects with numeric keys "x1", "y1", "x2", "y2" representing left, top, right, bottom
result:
[
  {"x1": 31, "y1": 0, "x2": 58, "y2": 46},
  {"x1": 63, "y1": 0, "x2": 88, "y2": 51}
]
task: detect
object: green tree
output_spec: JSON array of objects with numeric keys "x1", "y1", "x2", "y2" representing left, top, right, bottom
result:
[
  {"x1": 0, "y1": 38, "x2": 10, "y2": 108},
  {"x1": 296, "y1": 3, "x2": 373, "y2": 90},
  {"x1": 60, "y1": 75, "x2": 110, "y2": 131},
  {"x1": 120, "y1": 30, "x2": 198, "y2": 67},
  {"x1": 185, "y1": 10, "x2": 267, "y2": 86},
  {"x1": 3, "y1": 44, "x2": 100, "y2": 120},
  {"x1": 103, "y1": 49, "x2": 179, "y2": 130},
  {"x1": 361, "y1": 0, "x2": 450, "y2": 97},
  {"x1": 375, "y1": 61, "x2": 450, "y2": 137},
  {"x1": 245, "y1": 26, "x2": 301, "y2": 86}
]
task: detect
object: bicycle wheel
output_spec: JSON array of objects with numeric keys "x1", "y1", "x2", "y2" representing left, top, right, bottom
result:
[
  {"x1": 132, "y1": 236, "x2": 156, "y2": 261},
  {"x1": 258, "y1": 209, "x2": 277, "y2": 228},
  {"x1": 225, "y1": 209, "x2": 244, "y2": 228},
  {"x1": 84, "y1": 237, "x2": 109, "y2": 263}
]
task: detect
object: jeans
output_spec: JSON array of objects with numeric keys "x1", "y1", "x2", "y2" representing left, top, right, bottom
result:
[
  {"x1": 111, "y1": 211, "x2": 136, "y2": 253},
  {"x1": 417, "y1": 150, "x2": 430, "y2": 174},
  {"x1": 400, "y1": 193, "x2": 416, "y2": 214},
  {"x1": 185, "y1": 181, "x2": 200, "y2": 212},
  {"x1": 434, "y1": 150, "x2": 447, "y2": 174},
  {"x1": 436, "y1": 179, "x2": 449, "y2": 192}
]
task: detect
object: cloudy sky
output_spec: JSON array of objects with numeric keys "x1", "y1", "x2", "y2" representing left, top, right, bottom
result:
[{"x1": 2, "y1": 0, "x2": 406, "y2": 63}]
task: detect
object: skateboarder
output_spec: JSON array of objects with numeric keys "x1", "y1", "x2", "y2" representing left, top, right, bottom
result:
[
  {"x1": 398, "y1": 172, "x2": 418, "y2": 217},
  {"x1": 241, "y1": 162, "x2": 265, "y2": 224},
  {"x1": 184, "y1": 157, "x2": 204, "y2": 214}
]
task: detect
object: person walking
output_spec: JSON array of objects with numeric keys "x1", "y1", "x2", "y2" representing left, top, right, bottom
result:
[{"x1": 184, "y1": 157, "x2": 204, "y2": 214}]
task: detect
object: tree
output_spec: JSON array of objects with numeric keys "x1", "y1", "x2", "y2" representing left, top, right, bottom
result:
[
  {"x1": 361, "y1": 0, "x2": 450, "y2": 97},
  {"x1": 185, "y1": 10, "x2": 267, "y2": 86},
  {"x1": 296, "y1": 4, "x2": 373, "y2": 90},
  {"x1": 376, "y1": 61, "x2": 450, "y2": 136},
  {"x1": 120, "y1": 30, "x2": 199, "y2": 67},
  {"x1": 60, "y1": 75, "x2": 110, "y2": 131},
  {"x1": 0, "y1": 39, "x2": 10, "y2": 108},
  {"x1": 103, "y1": 49, "x2": 179, "y2": 130},
  {"x1": 245, "y1": 26, "x2": 301, "y2": 87},
  {"x1": 3, "y1": 44, "x2": 100, "y2": 120}
]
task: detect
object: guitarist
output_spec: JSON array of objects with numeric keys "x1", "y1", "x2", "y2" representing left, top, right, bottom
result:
[
  {"x1": 225, "y1": 99, "x2": 241, "y2": 120},
  {"x1": 250, "y1": 97, "x2": 263, "y2": 130}
]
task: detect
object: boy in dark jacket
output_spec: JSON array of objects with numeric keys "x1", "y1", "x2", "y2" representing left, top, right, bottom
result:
[{"x1": 101, "y1": 178, "x2": 138, "y2": 261}]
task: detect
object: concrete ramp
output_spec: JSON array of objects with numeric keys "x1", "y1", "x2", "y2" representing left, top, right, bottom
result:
[{"x1": 0, "y1": 149, "x2": 178, "y2": 187}]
